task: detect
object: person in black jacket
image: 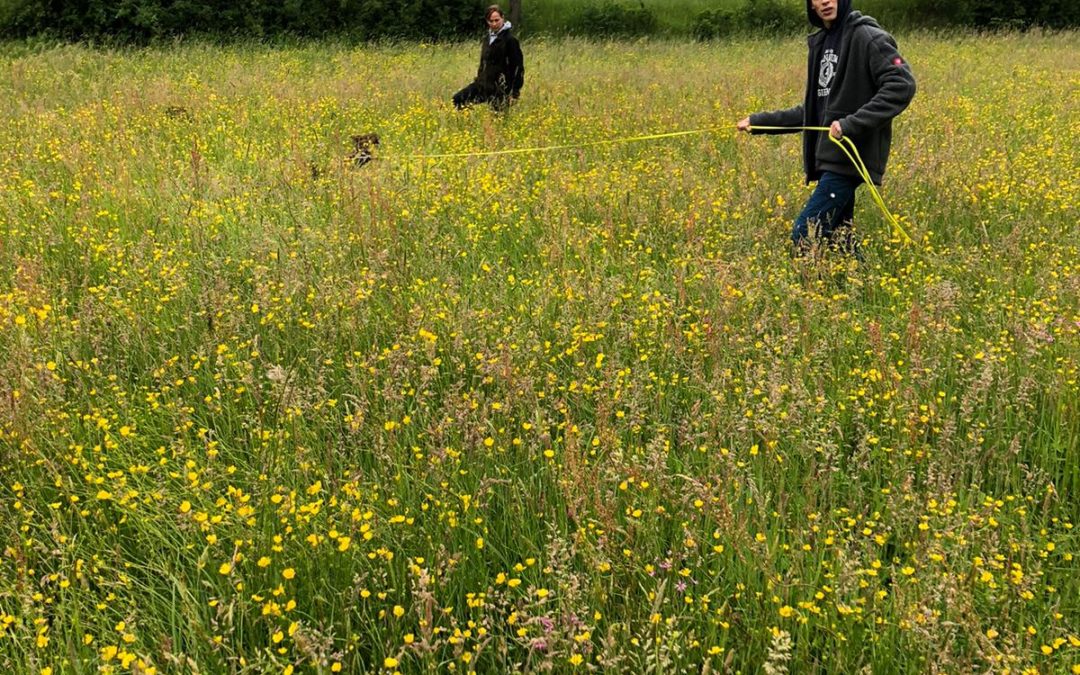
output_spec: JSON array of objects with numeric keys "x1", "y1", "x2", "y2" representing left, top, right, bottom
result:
[
  {"x1": 453, "y1": 5, "x2": 524, "y2": 111},
  {"x1": 737, "y1": 0, "x2": 915, "y2": 254}
]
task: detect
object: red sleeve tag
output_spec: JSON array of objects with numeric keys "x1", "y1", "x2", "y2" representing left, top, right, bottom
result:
[{"x1": 893, "y1": 56, "x2": 905, "y2": 66}]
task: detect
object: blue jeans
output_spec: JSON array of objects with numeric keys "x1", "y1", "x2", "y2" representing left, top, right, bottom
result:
[{"x1": 792, "y1": 171, "x2": 861, "y2": 249}]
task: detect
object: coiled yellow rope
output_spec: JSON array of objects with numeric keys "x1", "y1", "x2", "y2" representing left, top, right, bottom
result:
[{"x1": 748, "y1": 125, "x2": 914, "y2": 245}]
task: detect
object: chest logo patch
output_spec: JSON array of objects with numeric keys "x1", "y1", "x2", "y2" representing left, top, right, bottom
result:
[{"x1": 818, "y1": 49, "x2": 838, "y2": 97}]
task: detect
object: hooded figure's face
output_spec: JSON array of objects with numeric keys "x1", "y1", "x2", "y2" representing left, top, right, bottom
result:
[
  {"x1": 808, "y1": 0, "x2": 851, "y2": 28},
  {"x1": 486, "y1": 11, "x2": 505, "y2": 32}
]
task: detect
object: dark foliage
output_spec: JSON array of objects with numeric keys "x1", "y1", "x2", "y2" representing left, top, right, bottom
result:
[
  {"x1": 939, "y1": 0, "x2": 1080, "y2": 28},
  {"x1": 692, "y1": 7, "x2": 739, "y2": 40},
  {"x1": 0, "y1": 0, "x2": 1076, "y2": 42},
  {"x1": 693, "y1": 0, "x2": 1079, "y2": 39},
  {"x1": 568, "y1": 2, "x2": 658, "y2": 36},
  {"x1": 0, "y1": 0, "x2": 486, "y2": 41},
  {"x1": 694, "y1": 0, "x2": 802, "y2": 40},
  {"x1": 740, "y1": 0, "x2": 803, "y2": 34}
]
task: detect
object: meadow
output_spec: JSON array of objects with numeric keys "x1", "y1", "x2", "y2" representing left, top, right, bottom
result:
[{"x1": 0, "y1": 31, "x2": 1078, "y2": 674}]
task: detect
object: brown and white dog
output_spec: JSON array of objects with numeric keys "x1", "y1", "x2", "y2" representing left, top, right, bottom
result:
[
  {"x1": 310, "y1": 133, "x2": 381, "y2": 179},
  {"x1": 348, "y1": 133, "x2": 380, "y2": 168}
]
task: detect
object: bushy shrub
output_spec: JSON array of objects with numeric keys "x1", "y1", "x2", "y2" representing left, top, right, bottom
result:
[
  {"x1": 947, "y1": 0, "x2": 1080, "y2": 28},
  {"x1": 740, "y1": 0, "x2": 804, "y2": 34},
  {"x1": 2, "y1": 0, "x2": 1076, "y2": 42},
  {"x1": 0, "y1": 0, "x2": 486, "y2": 41},
  {"x1": 692, "y1": 7, "x2": 739, "y2": 40},
  {"x1": 569, "y1": 2, "x2": 657, "y2": 37},
  {"x1": 692, "y1": 0, "x2": 1079, "y2": 37},
  {"x1": 693, "y1": 0, "x2": 803, "y2": 40},
  {"x1": 866, "y1": 0, "x2": 1077, "y2": 28}
]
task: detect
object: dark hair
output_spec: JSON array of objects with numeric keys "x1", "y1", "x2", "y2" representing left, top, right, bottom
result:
[{"x1": 485, "y1": 5, "x2": 503, "y2": 20}]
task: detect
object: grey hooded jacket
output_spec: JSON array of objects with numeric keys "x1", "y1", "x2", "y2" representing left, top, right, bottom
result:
[{"x1": 750, "y1": 10, "x2": 915, "y2": 185}]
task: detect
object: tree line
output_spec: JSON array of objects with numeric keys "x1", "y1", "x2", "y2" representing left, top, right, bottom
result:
[
  {"x1": 0, "y1": 0, "x2": 485, "y2": 41},
  {"x1": 0, "y1": 0, "x2": 1076, "y2": 42}
]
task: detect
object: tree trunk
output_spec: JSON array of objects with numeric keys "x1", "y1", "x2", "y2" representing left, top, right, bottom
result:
[{"x1": 508, "y1": 0, "x2": 522, "y2": 29}]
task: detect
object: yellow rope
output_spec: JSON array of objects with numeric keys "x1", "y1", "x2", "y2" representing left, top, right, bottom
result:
[
  {"x1": 381, "y1": 123, "x2": 914, "y2": 246},
  {"x1": 381, "y1": 125, "x2": 732, "y2": 160}
]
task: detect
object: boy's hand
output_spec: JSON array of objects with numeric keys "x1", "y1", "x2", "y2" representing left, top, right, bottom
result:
[
  {"x1": 736, "y1": 117, "x2": 751, "y2": 132},
  {"x1": 830, "y1": 120, "x2": 844, "y2": 139}
]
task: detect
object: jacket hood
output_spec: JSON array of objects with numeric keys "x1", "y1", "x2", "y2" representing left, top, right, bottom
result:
[{"x1": 807, "y1": 0, "x2": 851, "y2": 28}]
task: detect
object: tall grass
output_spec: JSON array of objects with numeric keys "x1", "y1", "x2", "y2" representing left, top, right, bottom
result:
[{"x1": 0, "y1": 33, "x2": 1077, "y2": 673}]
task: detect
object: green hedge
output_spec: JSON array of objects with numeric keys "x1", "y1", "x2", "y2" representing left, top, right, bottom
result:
[
  {"x1": 568, "y1": 0, "x2": 1079, "y2": 41},
  {"x1": 693, "y1": 0, "x2": 1079, "y2": 40},
  {"x1": 933, "y1": 0, "x2": 1079, "y2": 27},
  {"x1": 693, "y1": 0, "x2": 803, "y2": 39},
  {"x1": 568, "y1": 2, "x2": 658, "y2": 36},
  {"x1": 0, "y1": 0, "x2": 1077, "y2": 41},
  {"x1": 0, "y1": 0, "x2": 485, "y2": 41}
]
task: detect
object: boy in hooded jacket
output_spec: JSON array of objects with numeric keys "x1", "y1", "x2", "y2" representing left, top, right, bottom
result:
[
  {"x1": 737, "y1": 0, "x2": 915, "y2": 253},
  {"x1": 453, "y1": 5, "x2": 525, "y2": 111}
]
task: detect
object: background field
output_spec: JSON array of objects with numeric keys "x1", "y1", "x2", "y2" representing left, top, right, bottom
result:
[{"x1": 0, "y1": 32, "x2": 1078, "y2": 673}]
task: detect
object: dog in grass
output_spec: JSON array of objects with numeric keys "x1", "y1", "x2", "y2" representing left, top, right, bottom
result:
[
  {"x1": 348, "y1": 133, "x2": 380, "y2": 168},
  {"x1": 310, "y1": 133, "x2": 380, "y2": 179}
]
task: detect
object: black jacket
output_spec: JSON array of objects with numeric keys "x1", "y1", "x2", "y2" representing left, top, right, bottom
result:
[
  {"x1": 750, "y1": 11, "x2": 915, "y2": 185},
  {"x1": 476, "y1": 28, "x2": 524, "y2": 97}
]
